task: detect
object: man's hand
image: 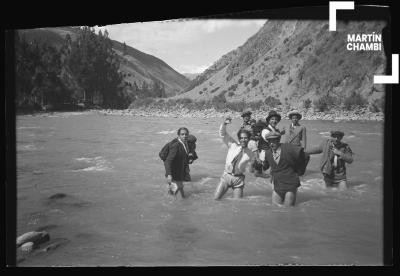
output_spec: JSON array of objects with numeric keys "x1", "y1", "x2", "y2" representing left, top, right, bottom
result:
[
  {"x1": 224, "y1": 117, "x2": 232, "y2": 125},
  {"x1": 332, "y1": 148, "x2": 342, "y2": 156}
]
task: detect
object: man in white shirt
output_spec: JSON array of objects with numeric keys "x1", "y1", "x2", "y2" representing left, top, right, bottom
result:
[{"x1": 214, "y1": 117, "x2": 256, "y2": 200}]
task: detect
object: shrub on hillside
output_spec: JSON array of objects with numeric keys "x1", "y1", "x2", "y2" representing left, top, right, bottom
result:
[
  {"x1": 238, "y1": 75, "x2": 244, "y2": 84},
  {"x1": 177, "y1": 98, "x2": 193, "y2": 105},
  {"x1": 264, "y1": 96, "x2": 281, "y2": 108},
  {"x1": 228, "y1": 83, "x2": 238, "y2": 91},
  {"x1": 294, "y1": 38, "x2": 313, "y2": 56},
  {"x1": 273, "y1": 65, "x2": 284, "y2": 76},
  {"x1": 226, "y1": 100, "x2": 246, "y2": 112},
  {"x1": 251, "y1": 79, "x2": 259, "y2": 88},
  {"x1": 129, "y1": 97, "x2": 155, "y2": 108},
  {"x1": 313, "y1": 94, "x2": 337, "y2": 112},
  {"x1": 244, "y1": 80, "x2": 250, "y2": 86},
  {"x1": 193, "y1": 100, "x2": 209, "y2": 110},
  {"x1": 248, "y1": 100, "x2": 264, "y2": 110},
  {"x1": 369, "y1": 98, "x2": 384, "y2": 112},
  {"x1": 343, "y1": 93, "x2": 368, "y2": 110},
  {"x1": 303, "y1": 98, "x2": 312, "y2": 109},
  {"x1": 211, "y1": 93, "x2": 227, "y2": 110},
  {"x1": 210, "y1": 87, "x2": 220, "y2": 93},
  {"x1": 227, "y1": 91, "x2": 235, "y2": 97}
]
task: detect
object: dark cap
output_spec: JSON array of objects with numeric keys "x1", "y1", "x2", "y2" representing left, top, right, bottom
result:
[
  {"x1": 266, "y1": 110, "x2": 281, "y2": 122},
  {"x1": 241, "y1": 110, "x2": 252, "y2": 117},
  {"x1": 330, "y1": 130, "x2": 344, "y2": 138}
]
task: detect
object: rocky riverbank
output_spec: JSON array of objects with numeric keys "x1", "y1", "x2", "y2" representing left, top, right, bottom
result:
[{"x1": 95, "y1": 107, "x2": 384, "y2": 121}]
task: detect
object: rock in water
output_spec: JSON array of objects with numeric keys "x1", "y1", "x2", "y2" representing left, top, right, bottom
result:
[
  {"x1": 21, "y1": 242, "x2": 35, "y2": 253},
  {"x1": 16, "y1": 231, "x2": 50, "y2": 248}
]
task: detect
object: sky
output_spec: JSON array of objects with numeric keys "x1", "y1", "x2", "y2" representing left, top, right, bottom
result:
[{"x1": 94, "y1": 19, "x2": 266, "y2": 75}]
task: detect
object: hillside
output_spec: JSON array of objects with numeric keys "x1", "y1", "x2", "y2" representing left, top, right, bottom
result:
[
  {"x1": 18, "y1": 27, "x2": 190, "y2": 97},
  {"x1": 183, "y1": 73, "x2": 199, "y2": 80},
  {"x1": 174, "y1": 20, "x2": 387, "y2": 109}
]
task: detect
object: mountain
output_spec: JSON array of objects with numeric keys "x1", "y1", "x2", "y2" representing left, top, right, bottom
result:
[
  {"x1": 183, "y1": 73, "x2": 200, "y2": 80},
  {"x1": 18, "y1": 27, "x2": 191, "y2": 97},
  {"x1": 174, "y1": 20, "x2": 387, "y2": 108}
]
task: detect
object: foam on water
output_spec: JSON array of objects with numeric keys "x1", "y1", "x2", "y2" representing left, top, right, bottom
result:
[
  {"x1": 43, "y1": 112, "x2": 88, "y2": 118},
  {"x1": 158, "y1": 130, "x2": 175, "y2": 135},
  {"x1": 319, "y1": 132, "x2": 331, "y2": 137},
  {"x1": 195, "y1": 177, "x2": 213, "y2": 186},
  {"x1": 18, "y1": 144, "x2": 40, "y2": 151},
  {"x1": 73, "y1": 156, "x2": 113, "y2": 172},
  {"x1": 17, "y1": 126, "x2": 41, "y2": 129},
  {"x1": 299, "y1": 178, "x2": 327, "y2": 192}
]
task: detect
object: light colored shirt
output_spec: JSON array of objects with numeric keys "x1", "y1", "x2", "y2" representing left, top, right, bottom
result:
[
  {"x1": 178, "y1": 138, "x2": 189, "y2": 154},
  {"x1": 261, "y1": 125, "x2": 280, "y2": 142},
  {"x1": 219, "y1": 123, "x2": 255, "y2": 174}
]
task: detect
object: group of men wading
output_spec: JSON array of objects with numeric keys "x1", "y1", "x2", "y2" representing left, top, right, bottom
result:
[{"x1": 162, "y1": 109, "x2": 353, "y2": 206}]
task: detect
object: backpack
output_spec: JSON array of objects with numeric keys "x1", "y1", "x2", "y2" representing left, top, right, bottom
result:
[
  {"x1": 159, "y1": 135, "x2": 199, "y2": 162},
  {"x1": 159, "y1": 139, "x2": 178, "y2": 161}
]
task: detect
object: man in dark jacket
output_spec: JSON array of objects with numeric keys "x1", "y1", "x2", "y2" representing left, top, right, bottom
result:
[
  {"x1": 263, "y1": 131, "x2": 309, "y2": 206},
  {"x1": 306, "y1": 130, "x2": 353, "y2": 190},
  {"x1": 164, "y1": 127, "x2": 191, "y2": 198}
]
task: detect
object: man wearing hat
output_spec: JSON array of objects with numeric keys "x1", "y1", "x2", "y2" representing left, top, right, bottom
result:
[
  {"x1": 261, "y1": 110, "x2": 286, "y2": 142},
  {"x1": 263, "y1": 131, "x2": 309, "y2": 206},
  {"x1": 285, "y1": 110, "x2": 307, "y2": 150},
  {"x1": 248, "y1": 120, "x2": 269, "y2": 177},
  {"x1": 306, "y1": 131, "x2": 353, "y2": 190},
  {"x1": 240, "y1": 109, "x2": 253, "y2": 135},
  {"x1": 258, "y1": 110, "x2": 286, "y2": 175}
]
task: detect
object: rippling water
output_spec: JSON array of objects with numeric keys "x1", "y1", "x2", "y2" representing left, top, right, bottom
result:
[{"x1": 16, "y1": 111, "x2": 384, "y2": 266}]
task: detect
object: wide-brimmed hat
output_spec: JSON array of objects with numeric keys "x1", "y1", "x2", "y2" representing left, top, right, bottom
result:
[
  {"x1": 330, "y1": 130, "x2": 344, "y2": 138},
  {"x1": 264, "y1": 131, "x2": 281, "y2": 140},
  {"x1": 288, "y1": 110, "x2": 302, "y2": 120},
  {"x1": 266, "y1": 110, "x2": 281, "y2": 122},
  {"x1": 241, "y1": 110, "x2": 252, "y2": 117}
]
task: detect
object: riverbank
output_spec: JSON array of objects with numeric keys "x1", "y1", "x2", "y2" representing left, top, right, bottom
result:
[{"x1": 94, "y1": 107, "x2": 384, "y2": 121}]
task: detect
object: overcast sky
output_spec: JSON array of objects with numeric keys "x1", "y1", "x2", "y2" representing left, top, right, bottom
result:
[{"x1": 94, "y1": 19, "x2": 266, "y2": 75}]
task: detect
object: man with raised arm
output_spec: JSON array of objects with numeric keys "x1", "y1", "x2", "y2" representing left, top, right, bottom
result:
[{"x1": 214, "y1": 117, "x2": 256, "y2": 200}]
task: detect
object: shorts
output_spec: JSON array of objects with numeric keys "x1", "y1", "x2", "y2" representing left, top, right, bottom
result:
[
  {"x1": 221, "y1": 172, "x2": 245, "y2": 189},
  {"x1": 273, "y1": 186, "x2": 298, "y2": 200},
  {"x1": 323, "y1": 175, "x2": 347, "y2": 188}
]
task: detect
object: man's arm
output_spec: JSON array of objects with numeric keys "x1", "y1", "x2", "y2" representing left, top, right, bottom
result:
[
  {"x1": 306, "y1": 140, "x2": 324, "y2": 155},
  {"x1": 219, "y1": 117, "x2": 236, "y2": 147},
  {"x1": 164, "y1": 143, "x2": 178, "y2": 182},
  {"x1": 261, "y1": 128, "x2": 270, "y2": 143},
  {"x1": 301, "y1": 126, "x2": 307, "y2": 150},
  {"x1": 334, "y1": 145, "x2": 353, "y2": 164}
]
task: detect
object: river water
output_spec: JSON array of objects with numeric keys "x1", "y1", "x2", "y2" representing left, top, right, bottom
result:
[{"x1": 16, "y1": 111, "x2": 384, "y2": 266}]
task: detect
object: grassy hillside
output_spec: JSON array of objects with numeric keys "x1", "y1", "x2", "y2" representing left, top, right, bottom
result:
[
  {"x1": 18, "y1": 27, "x2": 190, "y2": 97},
  {"x1": 175, "y1": 20, "x2": 387, "y2": 110}
]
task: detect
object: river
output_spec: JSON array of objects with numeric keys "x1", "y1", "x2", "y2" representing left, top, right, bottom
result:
[{"x1": 16, "y1": 111, "x2": 384, "y2": 266}]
